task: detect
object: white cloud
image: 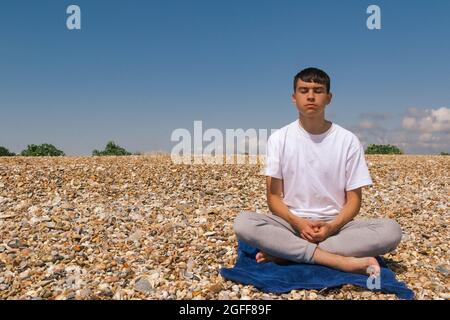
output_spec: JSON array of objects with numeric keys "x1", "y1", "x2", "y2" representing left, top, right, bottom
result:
[
  {"x1": 354, "y1": 107, "x2": 450, "y2": 154},
  {"x1": 403, "y1": 107, "x2": 450, "y2": 133},
  {"x1": 358, "y1": 112, "x2": 393, "y2": 122},
  {"x1": 359, "y1": 119, "x2": 376, "y2": 129},
  {"x1": 432, "y1": 107, "x2": 450, "y2": 122},
  {"x1": 402, "y1": 117, "x2": 416, "y2": 129},
  {"x1": 418, "y1": 133, "x2": 433, "y2": 142},
  {"x1": 406, "y1": 107, "x2": 427, "y2": 118}
]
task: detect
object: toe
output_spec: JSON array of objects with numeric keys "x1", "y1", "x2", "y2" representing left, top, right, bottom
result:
[
  {"x1": 255, "y1": 252, "x2": 265, "y2": 263},
  {"x1": 367, "y1": 261, "x2": 381, "y2": 277}
]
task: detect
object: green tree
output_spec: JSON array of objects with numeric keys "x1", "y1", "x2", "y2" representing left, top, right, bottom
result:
[
  {"x1": 440, "y1": 152, "x2": 450, "y2": 155},
  {"x1": 92, "y1": 141, "x2": 132, "y2": 156},
  {"x1": 0, "y1": 146, "x2": 15, "y2": 156},
  {"x1": 20, "y1": 144, "x2": 65, "y2": 156},
  {"x1": 365, "y1": 144, "x2": 404, "y2": 155}
]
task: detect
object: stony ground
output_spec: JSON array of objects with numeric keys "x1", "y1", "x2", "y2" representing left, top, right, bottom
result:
[{"x1": 0, "y1": 155, "x2": 448, "y2": 300}]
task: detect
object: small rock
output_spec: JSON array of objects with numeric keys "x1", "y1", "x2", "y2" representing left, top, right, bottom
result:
[
  {"x1": 128, "y1": 230, "x2": 145, "y2": 242},
  {"x1": 52, "y1": 254, "x2": 65, "y2": 262},
  {"x1": 66, "y1": 292, "x2": 76, "y2": 300},
  {"x1": 93, "y1": 207, "x2": 104, "y2": 215},
  {"x1": 19, "y1": 270, "x2": 30, "y2": 280},
  {"x1": 40, "y1": 289, "x2": 52, "y2": 299},
  {"x1": 27, "y1": 206, "x2": 39, "y2": 215},
  {"x1": 209, "y1": 283, "x2": 223, "y2": 293},
  {"x1": 29, "y1": 217, "x2": 41, "y2": 225},
  {"x1": 46, "y1": 222, "x2": 56, "y2": 229},
  {"x1": 135, "y1": 278, "x2": 153, "y2": 293},
  {"x1": 186, "y1": 258, "x2": 195, "y2": 272},
  {"x1": 112, "y1": 291, "x2": 122, "y2": 300},
  {"x1": 7, "y1": 239, "x2": 22, "y2": 249},
  {"x1": 94, "y1": 263, "x2": 106, "y2": 271},
  {"x1": 439, "y1": 293, "x2": 450, "y2": 300},
  {"x1": 20, "y1": 221, "x2": 30, "y2": 228},
  {"x1": 218, "y1": 292, "x2": 230, "y2": 300},
  {"x1": 40, "y1": 215, "x2": 51, "y2": 222},
  {"x1": 401, "y1": 232, "x2": 410, "y2": 241},
  {"x1": 105, "y1": 276, "x2": 119, "y2": 283},
  {"x1": 98, "y1": 283, "x2": 111, "y2": 291},
  {"x1": 38, "y1": 280, "x2": 53, "y2": 287},
  {"x1": 76, "y1": 288, "x2": 92, "y2": 299},
  {"x1": 0, "y1": 284, "x2": 9, "y2": 291},
  {"x1": 436, "y1": 265, "x2": 449, "y2": 277},
  {"x1": 51, "y1": 195, "x2": 61, "y2": 207},
  {"x1": 0, "y1": 214, "x2": 16, "y2": 219},
  {"x1": 197, "y1": 217, "x2": 207, "y2": 224},
  {"x1": 309, "y1": 292, "x2": 318, "y2": 299}
]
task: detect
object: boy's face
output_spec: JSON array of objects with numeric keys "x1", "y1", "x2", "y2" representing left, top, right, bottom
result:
[{"x1": 292, "y1": 79, "x2": 332, "y2": 116}]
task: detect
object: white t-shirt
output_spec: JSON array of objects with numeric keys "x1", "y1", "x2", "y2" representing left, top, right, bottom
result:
[{"x1": 264, "y1": 119, "x2": 373, "y2": 221}]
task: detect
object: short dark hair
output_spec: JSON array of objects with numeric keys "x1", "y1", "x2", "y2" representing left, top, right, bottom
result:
[{"x1": 293, "y1": 67, "x2": 331, "y2": 93}]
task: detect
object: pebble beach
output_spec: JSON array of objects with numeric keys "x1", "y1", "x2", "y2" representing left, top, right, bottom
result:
[{"x1": 0, "y1": 154, "x2": 448, "y2": 300}]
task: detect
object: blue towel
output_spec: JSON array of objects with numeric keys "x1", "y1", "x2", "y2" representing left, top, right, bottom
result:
[{"x1": 219, "y1": 240, "x2": 414, "y2": 300}]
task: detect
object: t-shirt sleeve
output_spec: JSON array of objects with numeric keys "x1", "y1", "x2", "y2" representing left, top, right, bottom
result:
[
  {"x1": 345, "y1": 140, "x2": 373, "y2": 191},
  {"x1": 263, "y1": 132, "x2": 283, "y2": 179}
]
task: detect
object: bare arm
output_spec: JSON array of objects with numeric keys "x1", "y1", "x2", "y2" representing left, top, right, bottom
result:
[
  {"x1": 329, "y1": 187, "x2": 362, "y2": 233},
  {"x1": 266, "y1": 176, "x2": 298, "y2": 225},
  {"x1": 266, "y1": 176, "x2": 316, "y2": 240}
]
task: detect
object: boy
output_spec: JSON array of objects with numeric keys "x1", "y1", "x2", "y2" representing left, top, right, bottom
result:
[{"x1": 233, "y1": 67, "x2": 402, "y2": 276}]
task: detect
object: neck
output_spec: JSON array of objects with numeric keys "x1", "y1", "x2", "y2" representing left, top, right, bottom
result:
[{"x1": 298, "y1": 116, "x2": 331, "y2": 135}]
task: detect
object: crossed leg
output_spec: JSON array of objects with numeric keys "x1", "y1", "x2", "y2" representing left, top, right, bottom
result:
[{"x1": 233, "y1": 211, "x2": 402, "y2": 276}]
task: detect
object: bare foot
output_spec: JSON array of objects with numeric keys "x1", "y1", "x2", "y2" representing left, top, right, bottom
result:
[
  {"x1": 255, "y1": 251, "x2": 289, "y2": 264},
  {"x1": 313, "y1": 248, "x2": 381, "y2": 277},
  {"x1": 341, "y1": 257, "x2": 381, "y2": 277}
]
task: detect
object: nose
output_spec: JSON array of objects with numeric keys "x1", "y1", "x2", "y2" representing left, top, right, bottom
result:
[{"x1": 307, "y1": 90, "x2": 315, "y2": 100}]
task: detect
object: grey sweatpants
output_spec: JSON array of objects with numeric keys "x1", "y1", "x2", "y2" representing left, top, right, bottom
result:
[{"x1": 233, "y1": 211, "x2": 403, "y2": 264}]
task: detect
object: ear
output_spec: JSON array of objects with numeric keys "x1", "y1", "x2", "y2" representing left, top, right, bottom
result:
[
  {"x1": 291, "y1": 92, "x2": 297, "y2": 104},
  {"x1": 327, "y1": 92, "x2": 333, "y2": 104}
]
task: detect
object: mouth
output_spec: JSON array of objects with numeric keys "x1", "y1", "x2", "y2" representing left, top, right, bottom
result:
[{"x1": 305, "y1": 104, "x2": 317, "y2": 108}]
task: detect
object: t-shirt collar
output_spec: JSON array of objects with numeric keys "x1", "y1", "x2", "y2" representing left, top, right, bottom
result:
[{"x1": 296, "y1": 119, "x2": 335, "y2": 140}]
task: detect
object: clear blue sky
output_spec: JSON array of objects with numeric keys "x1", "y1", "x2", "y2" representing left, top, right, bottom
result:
[{"x1": 1, "y1": 0, "x2": 449, "y2": 155}]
